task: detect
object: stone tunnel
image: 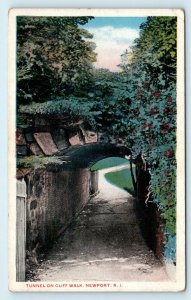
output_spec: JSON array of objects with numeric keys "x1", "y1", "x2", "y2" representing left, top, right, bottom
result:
[
  {"x1": 16, "y1": 123, "x2": 164, "y2": 282},
  {"x1": 22, "y1": 142, "x2": 132, "y2": 270}
]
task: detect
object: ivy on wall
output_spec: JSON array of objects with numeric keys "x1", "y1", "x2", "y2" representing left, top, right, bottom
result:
[{"x1": 118, "y1": 16, "x2": 177, "y2": 263}]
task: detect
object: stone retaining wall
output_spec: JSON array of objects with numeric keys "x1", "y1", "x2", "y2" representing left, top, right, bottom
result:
[{"x1": 25, "y1": 169, "x2": 98, "y2": 265}]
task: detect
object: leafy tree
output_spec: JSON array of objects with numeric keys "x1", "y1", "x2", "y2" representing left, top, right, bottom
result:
[
  {"x1": 120, "y1": 17, "x2": 177, "y2": 84},
  {"x1": 17, "y1": 16, "x2": 97, "y2": 105}
]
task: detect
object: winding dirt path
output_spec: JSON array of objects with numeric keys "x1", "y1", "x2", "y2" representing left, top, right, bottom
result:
[{"x1": 33, "y1": 167, "x2": 169, "y2": 282}]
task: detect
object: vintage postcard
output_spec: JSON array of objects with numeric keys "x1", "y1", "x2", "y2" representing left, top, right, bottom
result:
[{"x1": 8, "y1": 8, "x2": 185, "y2": 292}]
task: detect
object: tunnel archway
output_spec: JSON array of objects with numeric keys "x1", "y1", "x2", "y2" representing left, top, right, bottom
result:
[
  {"x1": 24, "y1": 142, "x2": 166, "y2": 282},
  {"x1": 54, "y1": 143, "x2": 131, "y2": 169},
  {"x1": 31, "y1": 148, "x2": 168, "y2": 282},
  {"x1": 54, "y1": 143, "x2": 133, "y2": 199}
]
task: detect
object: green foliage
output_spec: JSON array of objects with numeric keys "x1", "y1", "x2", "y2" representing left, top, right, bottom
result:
[
  {"x1": 17, "y1": 155, "x2": 63, "y2": 170},
  {"x1": 151, "y1": 159, "x2": 176, "y2": 236},
  {"x1": 90, "y1": 157, "x2": 129, "y2": 171},
  {"x1": 120, "y1": 17, "x2": 177, "y2": 84},
  {"x1": 18, "y1": 70, "x2": 131, "y2": 134},
  {"x1": 19, "y1": 96, "x2": 102, "y2": 128},
  {"x1": 105, "y1": 168, "x2": 135, "y2": 196},
  {"x1": 117, "y1": 17, "x2": 177, "y2": 262},
  {"x1": 17, "y1": 16, "x2": 96, "y2": 104}
]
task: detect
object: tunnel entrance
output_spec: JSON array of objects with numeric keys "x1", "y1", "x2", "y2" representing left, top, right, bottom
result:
[
  {"x1": 29, "y1": 156, "x2": 168, "y2": 282},
  {"x1": 90, "y1": 156, "x2": 135, "y2": 196}
]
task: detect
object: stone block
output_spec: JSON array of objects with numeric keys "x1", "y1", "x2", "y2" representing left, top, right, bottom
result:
[
  {"x1": 16, "y1": 129, "x2": 26, "y2": 145},
  {"x1": 83, "y1": 130, "x2": 98, "y2": 144},
  {"x1": 69, "y1": 133, "x2": 83, "y2": 146},
  {"x1": 34, "y1": 132, "x2": 58, "y2": 155},
  {"x1": 29, "y1": 143, "x2": 44, "y2": 155}
]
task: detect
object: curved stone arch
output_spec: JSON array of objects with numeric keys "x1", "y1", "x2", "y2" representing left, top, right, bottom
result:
[{"x1": 55, "y1": 143, "x2": 131, "y2": 170}]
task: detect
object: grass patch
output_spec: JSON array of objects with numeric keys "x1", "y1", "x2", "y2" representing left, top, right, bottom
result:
[
  {"x1": 105, "y1": 168, "x2": 135, "y2": 196},
  {"x1": 90, "y1": 157, "x2": 129, "y2": 171},
  {"x1": 91, "y1": 157, "x2": 135, "y2": 196}
]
